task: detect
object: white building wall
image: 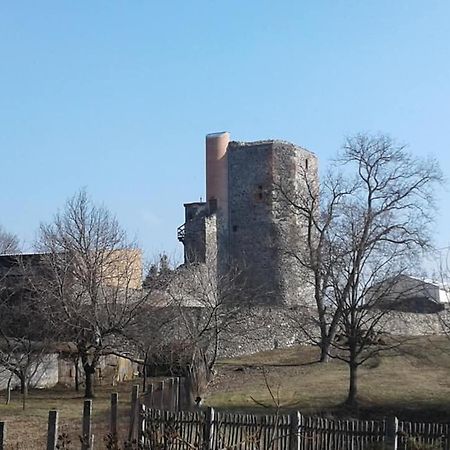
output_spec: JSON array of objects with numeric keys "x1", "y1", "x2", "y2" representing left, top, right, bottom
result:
[{"x1": 0, "y1": 353, "x2": 59, "y2": 390}]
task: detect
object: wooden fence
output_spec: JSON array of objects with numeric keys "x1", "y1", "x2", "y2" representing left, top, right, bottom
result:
[
  {"x1": 398, "y1": 419, "x2": 450, "y2": 449},
  {"x1": 139, "y1": 408, "x2": 450, "y2": 450},
  {"x1": 142, "y1": 376, "x2": 189, "y2": 411},
  {"x1": 1, "y1": 382, "x2": 450, "y2": 449}
]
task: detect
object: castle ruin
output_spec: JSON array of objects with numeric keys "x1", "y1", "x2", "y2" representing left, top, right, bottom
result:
[{"x1": 178, "y1": 132, "x2": 318, "y2": 306}]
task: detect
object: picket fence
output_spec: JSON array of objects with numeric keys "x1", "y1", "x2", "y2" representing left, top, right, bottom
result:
[
  {"x1": 1, "y1": 380, "x2": 450, "y2": 449},
  {"x1": 140, "y1": 407, "x2": 450, "y2": 450}
]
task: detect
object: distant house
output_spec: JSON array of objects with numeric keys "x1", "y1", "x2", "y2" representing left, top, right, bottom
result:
[
  {"x1": 0, "y1": 251, "x2": 142, "y2": 390},
  {"x1": 0, "y1": 249, "x2": 143, "y2": 289},
  {"x1": 0, "y1": 340, "x2": 137, "y2": 390},
  {"x1": 371, "y1": 275, "x2": 449, "y2": 313}
]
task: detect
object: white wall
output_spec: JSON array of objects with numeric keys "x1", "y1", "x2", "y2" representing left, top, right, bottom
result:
[{"x1": 0, "y1": 353, "x2": 59, "y2": 390}]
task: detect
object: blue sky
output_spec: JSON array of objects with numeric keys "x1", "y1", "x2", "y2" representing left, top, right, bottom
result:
[{"x1": 1, "y1": 1, "x2": 449, "y2": 260}]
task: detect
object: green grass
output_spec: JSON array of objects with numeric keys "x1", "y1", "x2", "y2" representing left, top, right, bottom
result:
[{"x1": 206, "y1": 335, "x2": 450, "y2": 421}]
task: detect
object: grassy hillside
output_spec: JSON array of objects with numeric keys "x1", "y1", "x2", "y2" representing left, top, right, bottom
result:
[{"x1": 206, "y1": 335, "x2": 450, "y2": 421}]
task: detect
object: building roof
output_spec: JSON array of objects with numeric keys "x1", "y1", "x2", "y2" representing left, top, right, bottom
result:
[{"x1": 397, "y1": 274, "x2": 450, "y2": 291}]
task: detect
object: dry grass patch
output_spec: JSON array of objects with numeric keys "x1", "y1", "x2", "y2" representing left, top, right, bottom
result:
[
  {"x1": 0, "y1": 381, "x2": 136, "y2": 449},
  {"x1": 207, "y1": 335, "x2": 450, "y2": 420}
]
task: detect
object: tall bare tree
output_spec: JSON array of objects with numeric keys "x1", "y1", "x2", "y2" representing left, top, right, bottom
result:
[
  {"x1": 276, "y1": 160, "x2": 356, "y2": 362},
  {"x1": 330, "y1": 134, "x2": 441, "y2": 407},
  {"x1": 34, "y1": 190, "x2": 149, "y2": 398},
  {"x1": 279, "y1": 133, "x2": 442, "y2": 405},
  {"x1": 167, "y1": 259, "x2": 257, "y2": 405}
]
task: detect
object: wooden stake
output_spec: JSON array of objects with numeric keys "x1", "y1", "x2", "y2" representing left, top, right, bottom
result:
[{"x1": 46, "y1": 410, "x2": 58, "y2": 450}]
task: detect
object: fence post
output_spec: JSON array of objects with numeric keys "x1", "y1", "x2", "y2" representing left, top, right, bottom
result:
[
  {"x1": 110, "y1": 393, "x2": 118, "y2": 438},
  {"x1": 385, "y1": 416, "x2": 398, "y2": 450},
  {"x1": 289, "y1": 412, "x2": 300, "y2": 450},
  {"x1": 128, "y1": 384, "x2": 140, "y2": 442},
  {"x1": 168, "y1": 378, "x2": 175, "y2": 411},
  {"x1": 0, "y1": 421, "x2": 6, "y2": 450},
  {"x1": 47, "y1": 410, "x2": 59, "y2": 450},
  {"x1": 174, "y1": 377, "x2": 180, "y2": 411},
  {"x1": 148, "y1": 383, "x2": 154, "y2": 409},
  {"x1": 139, "y1": 403, "x2": 146, "y2": 446},
  {"x1": 81, "y1": 399, "x2": 93, "y2": 450},
  {"x1": 203, "y1": 407, "x2": 215, "y2": 450},
  {"x1": 159, "y1": 380, "x2": 165, "y2": 410}
]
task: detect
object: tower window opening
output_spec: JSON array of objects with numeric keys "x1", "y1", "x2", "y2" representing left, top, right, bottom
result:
[
  {"x1": 208, "y1": 198, "x2": 218, "y2": 213},
  {"x1": 305, "y1": 159, "x2": 309, "y2": 170},
  {"x1": 232, "y1": 225, "x2": 238, "y2": 232},
  {"x1": 257, "y1": 185, "x2": 264, "y2": 200}
]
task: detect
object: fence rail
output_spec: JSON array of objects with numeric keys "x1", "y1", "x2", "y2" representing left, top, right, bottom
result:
[{"x1": 141, "y1": 407, "x2": 450, "y2": 450}]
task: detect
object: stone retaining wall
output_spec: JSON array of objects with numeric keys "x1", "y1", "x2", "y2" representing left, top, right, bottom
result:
[{"x1": 215, "y1": 306, "x2": 450, "y2": 358}]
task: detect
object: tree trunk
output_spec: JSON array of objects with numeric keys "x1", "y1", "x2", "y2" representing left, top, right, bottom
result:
[
  {"x1": 319, "y1": 339, "x2": 331, "y2": 362},
  {"x1": 6, "y1": 377, "x2": 12, "y2": 405},
  {"x1": 84, "y1": 365, "x2": 96, "y2": 398},
  {"x1": 319, "y1": 349, "x2": 330, "y2": 362},
  {"x1": 20, "y1": 377, "x2": 28, "y2": 410},
  {"x1": 75, "y1": 366, "x2": 79, "y2": 392},
  {"x1": 142, "y1": 364, "x2": 147, "y2": 392},
  {"x1": 318, "y1": 308, "x2": 341, "y2": 363},
  {"x1": 345, "y1": 362, "x2": 358, "y2": 409},
  {"x1": 74, "y1": 356, "x2": 80, "y2": 392},
  {"x1": 186, "y1": 353, "x2": 210, "y2": 409},
  {"x1": 20, "y1": 376, "x2": 25, "y2": 395}
]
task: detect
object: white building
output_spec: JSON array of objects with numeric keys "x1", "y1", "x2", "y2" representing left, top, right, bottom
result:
[{"x1": 372, "y1": 275, "x2": 450, "y2": 312}]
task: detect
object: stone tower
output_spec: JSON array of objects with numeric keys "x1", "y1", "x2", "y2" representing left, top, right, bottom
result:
[{"x1": 178, "y1": 132, "x2": 318, "y2": 306}]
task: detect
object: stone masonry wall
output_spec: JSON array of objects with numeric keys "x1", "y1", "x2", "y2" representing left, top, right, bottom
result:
[
  {"x1": 227, "y1": 141, "x2": 278, "y2": 304},
  {"x1": 226, "y1": 140, "x2": 318, "y2": 307},
  {"x1": 271, "y1": 141, "x2": 318, "y2": 308},
  {"x1": 216, "y1": 306, "x2": 450, "y2": 358},
  {"x1": 183, "y1": 203, "x2": 209, "y2": 263}
]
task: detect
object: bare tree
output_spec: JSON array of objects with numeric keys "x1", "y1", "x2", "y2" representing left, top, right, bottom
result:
[
  {"x1": 0, "y1": 225, "x2": 20, "y2": 254},
  {"x1": 34, "y1": 190, "x2": 150, "y2": 398},
  {"x1": 167, "y1": 259, "x2": 257, "y2": 406},
  {"x1": 0, "y1": 256, "x2": 52, "y2": 409},
  {"x1": 278, "y1": 133, "x2": 442, "y2": 406},
  {"x1": 0, "y1": 337, "x2": 53, "y2": 410},
  {"x1": 330, "y1": 134, "x2": 442, "y2": 407},
  {"x1": 126, "y1": 259, "x2": 178, "y2": 391},
  {"x1": 276, "y1": 159, "x2": 356, "y2": 362}
]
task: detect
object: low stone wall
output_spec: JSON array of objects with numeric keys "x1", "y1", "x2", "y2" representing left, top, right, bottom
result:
[
  {"x1": 214, "y1": 306, "x2": 450, "y2": 358},
  {"x1": 217, "y1": 306, "x2": 313, "y2": 358},
  {"x1": 377, "y1": 310, "x2": 448, "y2": 336}
]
